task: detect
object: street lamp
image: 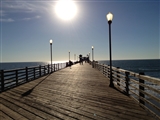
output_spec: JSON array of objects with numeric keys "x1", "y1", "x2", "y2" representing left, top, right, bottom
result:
[
  {"x1": 92, "y1": 46, "x2": 94, "y2": 61},
  {"x1": 106, "y1": 12, "x2": 114, "y2": 87},
  {"x1": 89, "y1": 52, "x2": 90, "y2": 62},
  {"x1": 50, "y1": 39, "x2": 53, "y2": 73},
  {"x1": 74, "y1": 54, "x2": 76, "y2": 63},
  {"x1": 69, "y1": 51, "x2": 70, "y2": 61},
  {"x1": 92, "y1": 46, "x2": 94, "y2": 68}
]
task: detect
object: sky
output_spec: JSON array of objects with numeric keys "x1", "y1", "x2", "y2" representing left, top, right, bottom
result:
[{"x1": 0, "y1": 0, "x2": 160, "y2": 62}]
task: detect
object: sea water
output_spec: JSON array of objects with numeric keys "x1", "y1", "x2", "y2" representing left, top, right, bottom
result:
[
  {"x1": 0, "y1": 61, "x2": 68, "y2": 71},
  {"x1": 98, "y1": 59, "x2": 160, "y2": 78},
  {"x1": 0, "y1": 62, "x2": 50, "y2": 70}
]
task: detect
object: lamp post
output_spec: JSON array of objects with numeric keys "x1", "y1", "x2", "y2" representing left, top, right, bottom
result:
[
  {"x1": 92, "y1": 46, "x2": 94, "y2": 68},
  {"x1": 69, "y1": 51, "x2": 70, "y2": 61},
  {"x1": 106, "y1": 12, "x2": 114, "y2": 87},
  {"x1": 74, "y1": 54, "x2": 76, "y2": 63},
  {"x1": 89, "y1": 52, "x2": 90, "y2": 62},
  {"x1": 50, "y1": 39, "x2": 53, "y2": 73}
]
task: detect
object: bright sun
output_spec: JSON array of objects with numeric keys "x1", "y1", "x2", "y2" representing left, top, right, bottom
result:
[{"x1": 55, "y1": 0, "x2": 77, "y2": 21}]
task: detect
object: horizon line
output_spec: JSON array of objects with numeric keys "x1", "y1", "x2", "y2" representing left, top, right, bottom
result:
[{"x1": 1, "y1": 58, "x2": 160, "y2": 63}]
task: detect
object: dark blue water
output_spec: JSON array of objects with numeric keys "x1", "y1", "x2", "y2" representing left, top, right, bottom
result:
[
  {"x1": 0, "y1": 62, "x2": 49, "y2": 70},
  {"x1": 98, "y1": 59, "x2": 160, "y2": 78}
]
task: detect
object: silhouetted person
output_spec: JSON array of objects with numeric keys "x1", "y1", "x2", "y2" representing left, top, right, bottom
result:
[
  {"x1": 79, "y1": 54, "x2": 83, "y2": 65},
  {"x1": 69, "y1": 60, "x2": 72, "y2": 69}
]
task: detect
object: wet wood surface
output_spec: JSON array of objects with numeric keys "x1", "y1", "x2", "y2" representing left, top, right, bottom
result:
[{"x1": 0, "y1": 63, "x2": 156, "y2": 120}]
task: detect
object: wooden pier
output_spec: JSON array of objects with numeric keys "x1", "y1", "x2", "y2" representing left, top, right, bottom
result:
[{"x1": 0, "y1": 63, "x2": 157, "y2": 120}]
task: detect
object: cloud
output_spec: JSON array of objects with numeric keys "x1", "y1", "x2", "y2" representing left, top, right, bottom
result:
[
  {"x1": 0, "y1": 18, "x2": 14, "y2": 22},
  {"x1": 1, "y1": 1, "x2": 51, "y2": 22},
  {"x1": 22, "y1": 18, "x2": 31, "y2": 21},
  {"x1": 1, "y1": 1, "x2": 52, "y2": 13},
  {"x1": 35, "y1": 15, "x2": 41, "y2": 19},
  {"x1": 22, "y1": 15, "x2": 41, "y2": 21}
]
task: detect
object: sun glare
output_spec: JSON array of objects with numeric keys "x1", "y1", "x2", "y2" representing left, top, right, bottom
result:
[{"x1": 55, "y1": 0, "x2": 77, "y2": 21}]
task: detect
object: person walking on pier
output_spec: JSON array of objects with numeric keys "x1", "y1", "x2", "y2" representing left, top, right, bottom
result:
[{"x1": 69, "y1": 60, "x2": 72, "y2": 69}]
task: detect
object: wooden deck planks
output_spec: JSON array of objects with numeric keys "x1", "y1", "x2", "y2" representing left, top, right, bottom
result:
[{"x1": 0, "y1": 63, "x2": 156, "y2": 120}]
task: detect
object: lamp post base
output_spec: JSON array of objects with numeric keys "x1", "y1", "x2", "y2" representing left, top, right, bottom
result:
[
  {"x1": 109, "y1": 77, "x2": 114, "y2": 88},
  {"x1": 109, "y1": 83, "x2": 114, "y2": 88}
]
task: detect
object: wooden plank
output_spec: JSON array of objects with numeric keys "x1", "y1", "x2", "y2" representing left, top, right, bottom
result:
[
  {"x1": 1, "y1": 93, "x2": 62, "y2": 120},
  {"x1": 0, "y1": 104, "x2": 28, "y2": 120},
  {"x1": 0, "y1": 97, "x2": 44, "y2": 120},
  {"x1": 0, "y1": 111, "x2": 13, "y2": 120},
  {"x1": 139, "y1": 75, "x2": 160, "y2": 85}
]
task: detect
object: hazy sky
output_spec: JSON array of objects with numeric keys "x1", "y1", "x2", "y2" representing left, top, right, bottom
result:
[{"x1": 0, "y1": 0, "x2": 159, "y2": 62}]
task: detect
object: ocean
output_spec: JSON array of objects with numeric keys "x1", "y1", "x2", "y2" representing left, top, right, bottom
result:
[
  {"x1": 0, "y1": 61, "x2": 67, "y2": 71},
  {"x1": 0, "y1": 59, "x2": 160, "y2": 78},
  {"x1": 98, "y1": 59, "x2": 160, "y2": 78}
]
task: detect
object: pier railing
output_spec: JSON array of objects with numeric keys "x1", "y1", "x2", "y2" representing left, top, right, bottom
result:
[
  {"x1": 93, "y1": 62, "x2": 160, "y2": 119},
  {"x1": 0, "y1": 63, "x2": 67, "y2": 92}
]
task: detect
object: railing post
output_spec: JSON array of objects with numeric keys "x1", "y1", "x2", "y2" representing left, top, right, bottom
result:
[
  {"x1": 95, "y1": 63, "x2": 97, "y2": 69},
  {"x1": 104, "y1": 66, "x2": 107, "y2": 77},
  {"x1": 48, "y1": 64, "x2": 49, "y2": 74},
  {"x1": 92, "y1": 61, "x2": 94, "y2": 68},
  {"x1": 26, "y1": 67, "x2": 28, "y2": 82},
  {"x1": 108, "y1": 65, "x2": 110, "y2": 78},
  {"x1": 44, "y1": 66, "x2": 45, "y2": 75},
  {"x1": 1, "y1": 70, "x2": 4, "y2": 91},
  {"x1": 101, "y1": 64, "x2": 102, "y2": 71},
  {"x1": 98, "y1": 64, "x2": 99, "y2": 70},
  {"x1": 39, "y1": 65, "x2": 41, "y2": 77},
  {"x1": 16, "y1": 70, "x2": 18, "y2": 86},
  {"x1": 103, "y1": 64, "x2": 105, "y2": 75},
  {"x1": 34, "y1": 67, "x2": 36, "y2": 79},
  {"x1": 58, "y1": 63, "x2": 59, "y2": 70},
  {"x1": 139, "y1": 72, "x2": 145, "y2": 105},
  {"x1": 125, "y1": 71, "x2": 130, "y2": 96},
  {"x1": 117, "y1": 67, "x2": 120, "y2": 86},
  {"x1": 51, "y1": 64, "x2": 52, "y2": 73}
]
